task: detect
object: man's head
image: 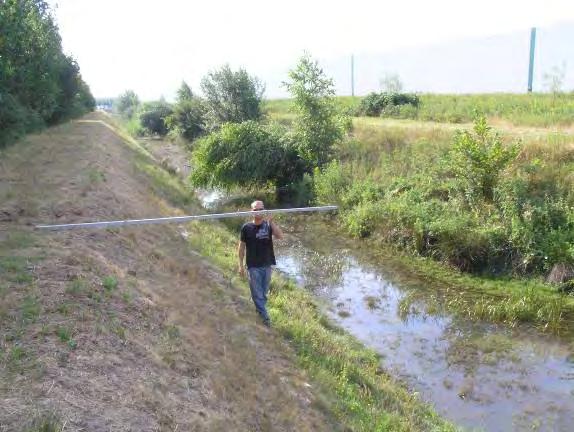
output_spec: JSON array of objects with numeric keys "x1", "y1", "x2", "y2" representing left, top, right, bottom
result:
[{"x1": 251, "y1": 200, "x2": 265, "y2": 224}]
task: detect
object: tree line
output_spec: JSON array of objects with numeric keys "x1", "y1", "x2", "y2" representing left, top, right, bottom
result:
[
  {"x1": 0, "y1": 0, "x2": 95, "y2": 148},
  {"x1": 115, "y1": 56, "x2": 349, "y2": 199}
]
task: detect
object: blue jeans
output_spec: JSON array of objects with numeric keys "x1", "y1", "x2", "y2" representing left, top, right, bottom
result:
[{"x1": 248, "y1": 266, "x2": 272, "y2": 323}]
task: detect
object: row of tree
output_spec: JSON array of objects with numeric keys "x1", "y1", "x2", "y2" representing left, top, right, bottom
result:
[
  {"x1": 0, "y1": 0, "x2": 95, "y2": 148},
  {"x1": 116, "y1": 57, "x2": 348, "y2": 197}
]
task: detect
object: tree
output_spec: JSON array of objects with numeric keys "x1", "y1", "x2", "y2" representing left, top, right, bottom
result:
[
  {"x1": 176, "y1": 81, "x2": 193, "y2": 104},
  {"x1": 200, "y1": 65, "x2": 264, "y2": 128},
  {"x1": 0, "y1": 0, "x2": 94, "y2": 147},
  {"x1": 165, "y1": 98, "x2": 206, "y2": 141},
  {"x1": 380, "y1": 73, "x2": 404, "y2": 93},
  {"x1": 115, "y1": 90, "x2": 140, "y2": 118},
  {"x1": 138, "y1": 101, "x2": 173, "y2": 136},
  {"x1": 190, "y1": 121, "x2": 305, "y2": 190},
  {"x1": 543, "y1": 62, "x2": 567, "y2": 95},
  {"x1": 283, "y1": 54, "x2": 348, "y2": 169}
]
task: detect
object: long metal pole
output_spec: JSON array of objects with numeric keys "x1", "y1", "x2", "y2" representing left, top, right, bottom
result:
[
  {"x1": 527, "y1": 27, "x2": 537, "y2": 93},
  {"x1": 35, "y1": 206, "x2": 338, "y2": 231}
]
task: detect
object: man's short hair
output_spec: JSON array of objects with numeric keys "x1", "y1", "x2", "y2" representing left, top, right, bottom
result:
[{"x1": 251, "y1": 200, "x2": 264, "y2": 210}]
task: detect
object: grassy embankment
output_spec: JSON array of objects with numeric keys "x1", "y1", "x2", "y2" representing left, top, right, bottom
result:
[
  {"x1": 266, "y1": 96, "x2": 574, "y2": 332},
  {"x1": 266, "y1": 93, "x2": 574, "y2": 127}
]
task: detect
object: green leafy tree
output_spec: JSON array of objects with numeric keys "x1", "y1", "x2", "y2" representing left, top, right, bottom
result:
[
  {"x1": 176, "y1": 81, "x2": 193, "y2": 104},
  {"x1": 0, "y1": 0, "x2": 94, "y2": 146},
  {"x1": 190, "y1": 121, "x2": 305, "y2": 190},
  {"x1": 166, "y1": 98, "x2": 206, "y2": 141},
  {"x1": 115, "y1": 90, "x2": 140, "y2": 118},
  {"x1": 449, "y1": 115, "x2": 519, "y2": 202},
  {"x1": 200, "y1": 65, "x2": 264, "y2": 128},
  {"x1": 138, "y1": 101, "x2": 173, "y2": 136},
  {"x1": 283, "y1": 54, "x2": 348, "y2": 169}
]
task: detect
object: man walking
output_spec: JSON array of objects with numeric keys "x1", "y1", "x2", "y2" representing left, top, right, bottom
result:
[{"x1": 238, "y1": 200, "x2": 283, "y2": 327}]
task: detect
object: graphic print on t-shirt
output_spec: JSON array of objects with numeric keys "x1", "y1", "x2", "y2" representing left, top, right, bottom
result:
[{"x1": 255, "y1": 223, "x2": 270, "y2": 240}]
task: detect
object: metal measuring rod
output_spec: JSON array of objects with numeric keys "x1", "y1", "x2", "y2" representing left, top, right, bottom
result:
[{"x1": 35, "y1": 206, "x2": 338, "y2": 231}]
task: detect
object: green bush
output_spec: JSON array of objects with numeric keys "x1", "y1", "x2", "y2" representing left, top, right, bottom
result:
[
  {"x1": 357, "y1": 92, "x2": 419, "y2": 117},
  {"x1": 138, "y1": 101, "x2": 173, "y2": 137},
  {"x1": 448, "y1": 114, "x2": 519, "y2": 203},
  {"x1": 343, "y1": 201, "x2": 382, "y2": 238},
  {"x1": 165, "y1": 98, "x2": 206, "y2": 141},
  {"x1": 284, "y1": 54, "x2": 349, "y2": 168},
  {"x1": 190, "y1": 121, "x2": 306, "y2": 190},
  {"x1": 313, "y1": 161, "x2": 352, "y2": 206}
]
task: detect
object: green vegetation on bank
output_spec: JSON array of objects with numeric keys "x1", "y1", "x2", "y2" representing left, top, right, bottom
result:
[
  {"x1": 0, "y1": 0, "x2": 94, "y2": 147},
  {"x1": 185, "y1": 219, "x2": 454, "y2": 431},
  {"x1": 265, "y1": 93, "x2": 574, "y2": 127}
]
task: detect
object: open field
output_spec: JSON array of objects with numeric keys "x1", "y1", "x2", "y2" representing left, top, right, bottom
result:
[{"x1": 265, "y1": 93, "x2": 574, "y2": 128}]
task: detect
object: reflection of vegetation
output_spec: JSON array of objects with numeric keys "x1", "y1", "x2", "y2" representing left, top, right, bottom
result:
[
  {"x1": 445, "y1": 331, "x2": 519, "y2": 373},
  {"x1": 294, "y1": 247, "x2": 347, "y2": 291}
]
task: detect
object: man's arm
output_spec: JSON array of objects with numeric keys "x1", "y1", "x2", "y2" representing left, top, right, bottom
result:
[
  {"x1": 238, "y1": 240, "x2": 246, "y2": 276},
  {"x1": 269, "y1": 220, "x2": 284, "y2": 240}
]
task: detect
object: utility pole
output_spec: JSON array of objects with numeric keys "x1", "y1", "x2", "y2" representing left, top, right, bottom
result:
[
  {"x1": 351, "y1": 54, "x2": 355, "y2": 97},
  {"x1": 527, "y1": 27, "x2": 537, "y2": 93}
]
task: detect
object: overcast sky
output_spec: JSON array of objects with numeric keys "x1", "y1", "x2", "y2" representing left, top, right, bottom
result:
[{"x1": 47, "y1": 0, "x2": 574, "y2": 99}]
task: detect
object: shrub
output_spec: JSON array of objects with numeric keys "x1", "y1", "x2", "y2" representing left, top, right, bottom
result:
[
  {"x1": 357, "y1": 92, "x2": 419, "y2": 117},
  {"x1": 165, "y1": 98, "x2": 206, "y2": 141},
  {"x1": 448, "y1": 115, "x2": 519, "y2": 203},
  {"x1": 138, "y1": 101, "x2": 173, "y2": 136},
  {"x1": 343, "y1": 201, "x2": 382, "y2": 238},
  {"x1": 313, "y1": 161, "x2": 352, "y2": 206},
  {"x1": 190, "y1": 121, "x2": 305, "y2": 190}
]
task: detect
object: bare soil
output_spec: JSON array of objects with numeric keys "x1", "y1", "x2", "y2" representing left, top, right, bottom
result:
[{"x1": 0, "y1": 113, "x2": 338, "y2": 431}]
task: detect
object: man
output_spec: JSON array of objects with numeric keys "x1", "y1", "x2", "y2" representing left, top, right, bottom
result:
[{"x1": 238, "y1": 200, "x2": 283, "y2": 327}]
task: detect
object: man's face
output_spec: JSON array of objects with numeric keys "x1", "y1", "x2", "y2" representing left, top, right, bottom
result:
[{"x1": 251, "y1": 201, "x2": 264, "y2": 222}]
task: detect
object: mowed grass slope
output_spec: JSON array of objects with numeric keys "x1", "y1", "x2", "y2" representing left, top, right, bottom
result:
[{"x1": 0, "y1": 113, "x2": 339, "y2": 431}]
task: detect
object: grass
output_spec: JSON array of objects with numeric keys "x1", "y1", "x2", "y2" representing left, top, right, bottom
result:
[
  {"x1": 0, "y1": 256, "x2": 34, "y2": 284},
  {"x1": 23, "y1": 413, "x2": 62, "y2": 432},
  {"x1": 372, "y1": 245, "x2": 574, "y2": 332},
  {"x1": 102, "y1": 275, "x2": 118, "y2": 292},
  {"x1": 66, "y1": 278, "x2": 88, "y2": 296},
  {"x1": 265, "y1": 93, "x2": 574, "y2": 127}
]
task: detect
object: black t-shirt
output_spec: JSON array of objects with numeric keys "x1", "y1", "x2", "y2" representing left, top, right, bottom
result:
[{"x1": 240, "y1": 221, "x2": 276, "y2": 268}]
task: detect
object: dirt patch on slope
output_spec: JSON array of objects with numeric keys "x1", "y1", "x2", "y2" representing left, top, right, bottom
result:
[{"x1": 0, "y1": 113, "x2": 337, "y2": 431}]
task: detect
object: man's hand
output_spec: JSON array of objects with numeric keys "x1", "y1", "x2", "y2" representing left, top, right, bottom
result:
[{"x1": 238, "y1": 265, "x2": 246, "y2": 278}]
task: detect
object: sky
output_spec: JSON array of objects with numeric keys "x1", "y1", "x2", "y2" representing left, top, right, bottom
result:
[{"x1": 47, "y1": 0, "x2": 574, "y2": 100}]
